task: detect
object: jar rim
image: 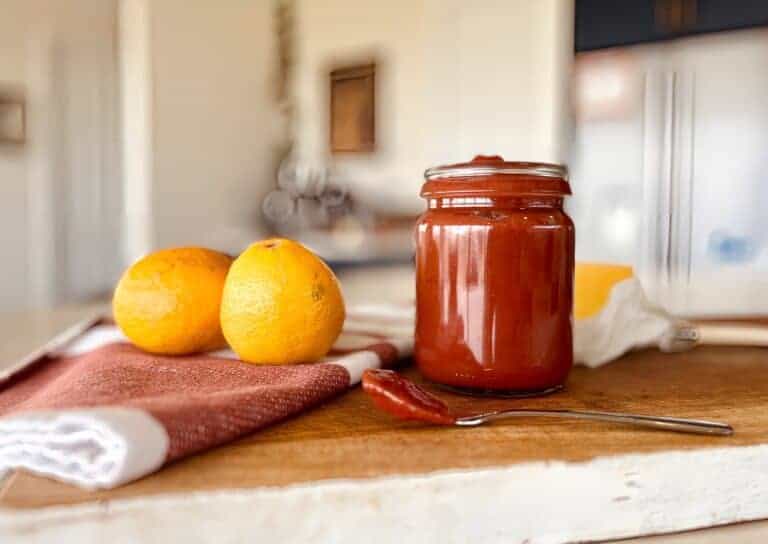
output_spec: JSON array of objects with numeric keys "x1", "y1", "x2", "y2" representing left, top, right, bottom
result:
[{"x1": 424, "y1": 159, "x2": 567, "y2": 181}]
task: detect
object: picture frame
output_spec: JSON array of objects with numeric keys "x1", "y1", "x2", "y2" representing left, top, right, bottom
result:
[
  {"x1": 0, "y1": 91, "x2": 26, "y2": 145},
  {"x1": 329, "y1": 63, "x2": 375, "y2": 153}
]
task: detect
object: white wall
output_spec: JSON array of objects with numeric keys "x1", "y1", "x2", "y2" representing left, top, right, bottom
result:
[
  {"x1": 147, "y1": 0, "x2": 276, "y2": 253},
  {"x1": 0, "y1": 0, "x2": 120, "y2": 313},
  {"x1": 293, "y1": 0, "x2": 574, "y2": 213},
  {"x1": 1, "y1": 0, "x2": 277, "y2": 313},
  {"x1": 119, "y1": 0, "x2": 154, "y2": 266},
  {"x1": 424, "y1": 0, "x2": 574, "y2": 164},
  {"x1": 0, "y1": 2, "x2": 30, "y2": 311}
]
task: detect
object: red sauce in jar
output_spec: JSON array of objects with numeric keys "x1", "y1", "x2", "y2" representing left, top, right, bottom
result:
[{"x1": 415, "y1": 155, "x2": 575, "y2": 395}]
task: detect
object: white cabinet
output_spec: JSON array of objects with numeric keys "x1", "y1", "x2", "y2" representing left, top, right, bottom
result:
[{"x1": 570, "y1": 29, "x2": 768, "y2": 315}]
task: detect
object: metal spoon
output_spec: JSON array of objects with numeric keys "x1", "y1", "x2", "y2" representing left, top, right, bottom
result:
[
  {"x1": 455, "y1": 409, "x2": 733, "y2": 435},
  {"x1": 361, "y1": 369, "x2": 733, "y2": 436}
]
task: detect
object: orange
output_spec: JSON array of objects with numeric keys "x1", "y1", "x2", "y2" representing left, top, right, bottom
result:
[
  {"x1": 113, "y1": 247, "x2": 233, "y2": 355},
  {"x1": 574, "y1": 262, "x2": 634, "y2": 319},
  {"x1": 220, "y1": 238, "x2": 345, "y2": 364}
]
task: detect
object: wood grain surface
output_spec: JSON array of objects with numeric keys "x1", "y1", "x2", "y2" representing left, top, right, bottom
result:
[{"x1": 2, "y1": 344, "x2": 767, "y2": 510}]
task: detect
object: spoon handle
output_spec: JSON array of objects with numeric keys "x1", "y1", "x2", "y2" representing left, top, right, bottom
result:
[{"x1": 455, "y1": 409, "x2": 733, "y2": 436}]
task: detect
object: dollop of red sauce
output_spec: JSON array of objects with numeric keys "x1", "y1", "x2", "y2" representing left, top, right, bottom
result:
[{"x1": 362, "y1": 369, "x2": 456, "y2": 425}]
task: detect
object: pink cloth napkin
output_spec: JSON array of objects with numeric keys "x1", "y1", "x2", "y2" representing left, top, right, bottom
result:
[{"x1": 0, "y1": 315, "x2": 412, "y2": 489}]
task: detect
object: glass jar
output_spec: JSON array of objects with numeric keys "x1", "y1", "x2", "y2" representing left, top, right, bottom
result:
[{"x1": 415, "y1": 155, "x2": 575, "y2": 396}]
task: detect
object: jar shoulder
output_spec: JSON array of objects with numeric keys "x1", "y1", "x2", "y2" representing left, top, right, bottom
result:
[{"x1": 417, "y1": 207, "x2": 574, "y2": 228}]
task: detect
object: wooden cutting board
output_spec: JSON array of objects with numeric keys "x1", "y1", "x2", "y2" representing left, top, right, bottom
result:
[{"x1": 2, "y1": 345, "x2": 768, "y2": 510}]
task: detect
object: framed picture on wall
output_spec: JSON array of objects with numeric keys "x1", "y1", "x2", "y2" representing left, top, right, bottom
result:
[
  {"x1": 330, "y1": 63, "x2": 375, "y2": 153},
  {"x1": 0, "y1": 91, "x2": 26, "y2": 145}
]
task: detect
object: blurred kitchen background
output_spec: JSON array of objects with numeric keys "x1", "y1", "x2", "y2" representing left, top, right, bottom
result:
[{"x1": 1, "y1": 0, "x2": 766, "y2": 315}]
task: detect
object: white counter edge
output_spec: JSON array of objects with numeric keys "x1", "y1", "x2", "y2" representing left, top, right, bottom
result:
[{"x1": 2, "y1": 442, "x2": 767, "y2": 543}]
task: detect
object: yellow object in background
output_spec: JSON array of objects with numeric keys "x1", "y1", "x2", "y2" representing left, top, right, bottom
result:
[
  {"x1": 220, "y1": 238, "x2": 346, "y2": 365},
  {"x1": 574, "y1": 263, "x2": 634, "y2": 319},
  {"x1": 113, "y1": 247, "x2": 233, "y2": 355}
]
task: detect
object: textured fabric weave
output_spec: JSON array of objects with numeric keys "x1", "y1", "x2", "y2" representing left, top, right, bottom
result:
[{"x1": 0, "y1": 343, "x2": 352, "y2": 462}]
